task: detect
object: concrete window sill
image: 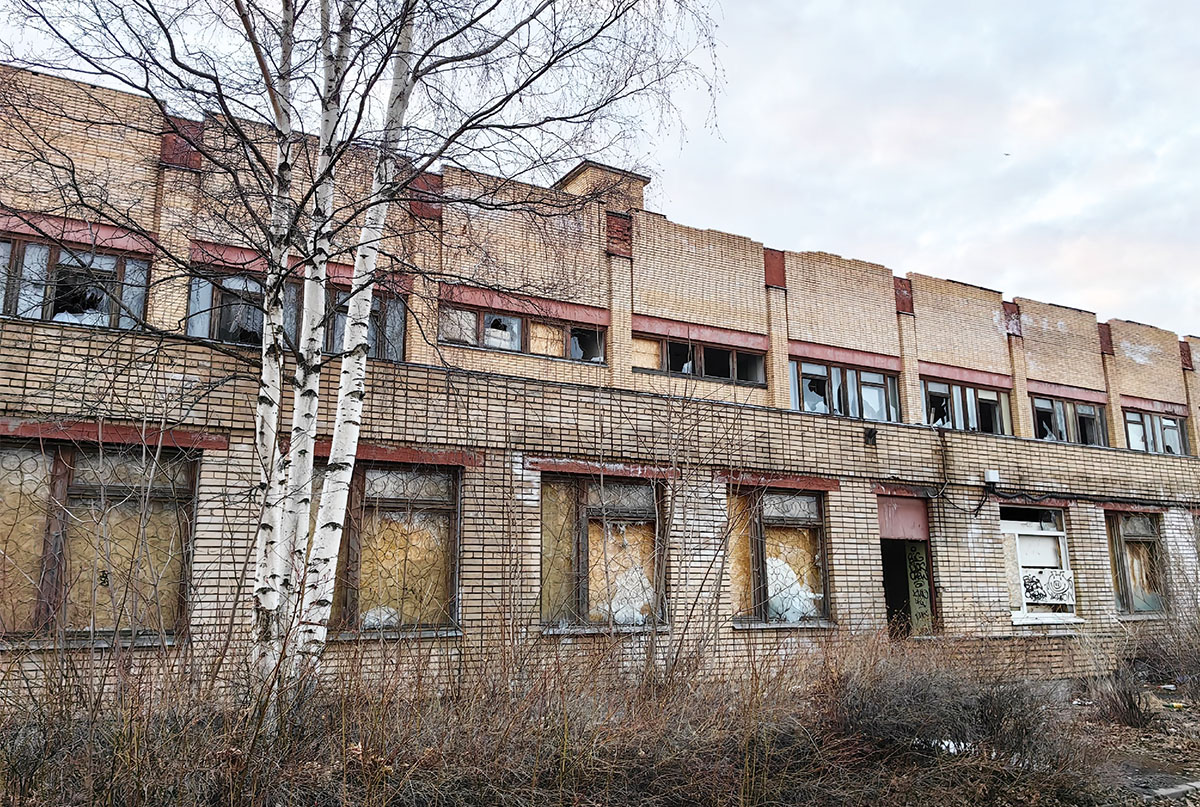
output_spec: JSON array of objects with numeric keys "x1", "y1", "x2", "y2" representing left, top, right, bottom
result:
[
  {"x1": 0, "y1": 633, "x2": 178, "y2": 652},
  {"x1": 1116, "y1": 612, "x2": 1166, "y2": 623},
  {"x1": 328, "y1": 627, "x2": 462, "y2": 641},
  {"x1": 732, "y1": 619, "x2": 837, "y2": 631},
  {"x1": 540, "y1": 623, "x2": 667, "y2": 637},
  {"x1": 1011, "y1": 614, "x2": 1084, "y2": 626}
]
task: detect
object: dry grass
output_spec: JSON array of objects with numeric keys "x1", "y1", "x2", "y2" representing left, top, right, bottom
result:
[{"x1": 0, "y1": 635, "x2": 1108, "y2": 807}]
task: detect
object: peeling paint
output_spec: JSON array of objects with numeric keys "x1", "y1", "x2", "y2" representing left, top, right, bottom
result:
[{"x1": 1120, "y1": 340, "x2": 1162, "y2": 365}]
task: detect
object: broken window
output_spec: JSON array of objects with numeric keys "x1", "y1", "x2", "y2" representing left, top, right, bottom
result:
[
  {"x1": 326, "y1": 290, "x2": 405, "y2": 361},
  {"x1": 0, "y1": 442, "x2": 195, "y2": 636},
  {"x1": 666, "y1": 341, "x2": 695, "y2": 374},
  {"x1": 1031, "y1": 396, "x2": 1107, "y2": 446},
  {"x1": 0, "y1": 237, "x2": 149, "y2": 329},
  {"x1": 482, "y1": 313, "x2": 521, "y2": 351},
  {"x1": 703, "y1": 346, "x2": 732, "y2": 379},
  {"x1": 793, "y1": 360, "x2": 900, "y2": 422},
  {"x1": 633, "y1": 335, "x2": 766, "y2": 385},
  {"x1": 728, "y1": 488, "x2": 826, "y2": 624},
  {"x1": 1107, "y1": 512, "x2": 1165, "y2": 614},
  {"x1": 569, "y1": 327, "x2": 605, "y2": 363},
  {"x1": 999, "y1": 507, "x2": 1074, "y2": 619},
  {"x1": 186, "y1": 274, "x2": 265, "y2": 345},
  {"x1": 330, "y1": 464, "x2": 457, "y2": 630},
  {"x1": 540, "y1": 475, "x2": 662, "y2": 628},
  {"x1": 1076, "y1": 404, "x2": 1106, "y2": 446},
  {"x1": 438, "y1": 305, "x2": 604, "y2": 364},
  {"x1": 736, "y1": 352, "x2": 766, "y2": 383},
  {"x1": 1124, "y1": 410, "x2": 1188, "y2": 456},
  {"x1": 921, "y1": 378, "x2": 1012, "y2": 434}
]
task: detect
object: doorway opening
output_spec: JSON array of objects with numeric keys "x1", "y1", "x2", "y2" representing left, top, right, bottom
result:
[{"x1": 876, "y1": 495, "x2": 935, "y2": 638}]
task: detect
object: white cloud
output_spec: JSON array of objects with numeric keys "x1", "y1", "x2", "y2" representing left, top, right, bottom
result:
[{"x1": 647, "y1": 0, "x2": 1200, "y2": 336}]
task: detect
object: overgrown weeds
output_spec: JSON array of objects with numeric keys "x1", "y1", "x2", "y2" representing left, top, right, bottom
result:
[
  {"x1": 0, "y1": 636, "x2": 1107, "y2": 806},
  {"x1": 1092, "y1": 661, "x2": 1155, "y2": 729}
]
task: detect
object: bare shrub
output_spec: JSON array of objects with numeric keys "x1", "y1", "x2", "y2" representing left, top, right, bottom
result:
[
  {"x1": 1092, "y1": 661, "x2": 1155, "y2": 729},
  {"x1": 0, "y1": 637, "x2": 1107, "y2": 807}
]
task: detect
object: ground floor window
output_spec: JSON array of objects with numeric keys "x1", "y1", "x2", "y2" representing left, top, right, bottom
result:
[
  {"x1": 325, "y1": 465, "x2": 458, "y2": 631},
  {"x1": 727, "y1": 488, "x2": 826, "y2": 623},
  {"x1": 1000, "y1": 507, "x2": 1075, "y2": 618},
  {"x1": 0, "y1": 442, "x2": 195, "y2": 636},
  {"x1": 1106, "y1": 512, "x2": 1165, "y2": 613},
  {"x1": 540, "y1": 476, "x2": 663, "y2": 627}
]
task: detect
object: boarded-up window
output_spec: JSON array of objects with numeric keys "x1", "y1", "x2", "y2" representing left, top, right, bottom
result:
[
  {"x1": 331, "y1": 466, "x2": 457, "y2": 630},
  {"x1": 1000, "y1": 507, "x2": 1074, "y2": 618},
  {"x1": 62, "y1": 449, "x2": 193, "y2": 632},
  {"x1": 530, "y1": 322, "x2": 565, "y2": 357},
  {"x1": 540, "y1": 476, "x2": 661, "y2": 627},
  {"x1": 1107, "y1": 512, "x2": 1165, "y2": 614},
  {"x1": 0, "y1": 448, "x2": 53, "y2": 633},
  {"x1": 0, "y1": 443, "x2": 195, "y2": 636},
  {"x1": 728, "y1": 489, "x2": 826, "y2": 623},
  {"x1": 631, "y1": 337, "x2": 662, "y2": 370}
]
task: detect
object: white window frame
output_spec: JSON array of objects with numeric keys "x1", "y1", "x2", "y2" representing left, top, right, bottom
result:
[{"x1": 1000, "y1": 508, "x2": 1080, "y2": 625}]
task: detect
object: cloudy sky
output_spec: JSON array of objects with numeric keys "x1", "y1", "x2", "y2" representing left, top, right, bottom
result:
[{"x1": 643, "y1": 1, "x2": 1200, "y2": 337}]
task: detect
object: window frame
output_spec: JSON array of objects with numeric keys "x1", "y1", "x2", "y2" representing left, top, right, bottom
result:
[
  {"x1": 999, "y1": 507, "x2": 1075, "y2": 619},
  {"x1": 186, "y1": 269, "x2": 407, "y2": 361},
  {"x1": 0, "y1": 234, "x2": 151, "y2": 330},
  {"x1": 1106, "y1": 512, "x2": 1166, "y2": 614},
  {"x1": 437, "y1": 304, "x2": 608, "y2": 365},
  {"x1": 730, "y1": 486, "x2": 829, "y2": 625},
  {"x1": 328, "y1": 462, "x2": 461, "y2": 633},
  {"x1": 789, "y1": 359, "x2": 901, "y2": 423},
  {"x1": 921, "y1": 377, "x2": 1013, "y2": 435},
  {"x1": 1030, "y1": 396, "x2": 1108, "y2": 446},
  {"x1": 631, "y1": 334, "x2": 767, "y2": 387},
  {"x1": 539, "y1": 474, "x2": 666, "y2": 629},
  {"x1": 1123, "y1": 409, "x2": 1188, "y2": 456},
  {"x1": 0, "y1": 440, "x2": 197, "y2": 639}
]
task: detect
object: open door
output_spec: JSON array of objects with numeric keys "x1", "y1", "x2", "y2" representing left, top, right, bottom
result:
[{"x1": 876, "y1": 495, "x2": 934, "y2": 638}]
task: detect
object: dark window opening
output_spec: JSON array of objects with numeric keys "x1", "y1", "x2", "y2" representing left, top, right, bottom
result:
[
  {"x1": 736, "y1": 352, "x2": 765, "y2": 384},
  {"x1": 703, "y1": 346, "x2": 732, "y2": 379},
  {"x1": 569, "y1": 327, "x2": 605, "y2": 362},
  {"x1": 667, "y1": 341, "x2": 696, "y2": 374}
]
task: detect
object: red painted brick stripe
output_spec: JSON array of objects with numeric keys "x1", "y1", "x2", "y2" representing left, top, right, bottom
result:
[
  {"x1": 630, "y1": 314, "x2": 769, "y2": 352},
  {"x1": 789, "y1": 340, "x2": 902, "y2": 373},
  {"x1": 918, "y1": 361, "x2": 1012, "y2": 390},
  {"x1": 441, "y1": 284, "x2": 610, "y2": 327},
  {"x1": 717, "y1": 470, "x2": 840, "y2": 491},
  {"x1": 1025, "y1": 380, "x2": 1109, "y2": 404},
  {"x1": 0, "y1": 419, "x2": 229, "y2": 450}
]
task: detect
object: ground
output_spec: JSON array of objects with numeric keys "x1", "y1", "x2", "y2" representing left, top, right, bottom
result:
[{"x1": 1090, "y1": 683, "x2": 1200, "y2": 805}]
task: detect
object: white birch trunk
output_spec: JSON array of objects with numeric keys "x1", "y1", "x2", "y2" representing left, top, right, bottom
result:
[
  {"x1": 292, "y1": 16, "x2": 417, "y2": 666},
  {"x1": 279, "y1": 0, "x2": 352, "y2": 649},
  {"x1": 248, "y1": 0, "x2": 297, "y2": 686}
]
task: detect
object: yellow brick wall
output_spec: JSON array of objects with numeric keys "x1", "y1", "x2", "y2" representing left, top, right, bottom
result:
[
  {"x1": 440, "y1": 166, "x2": 608, "y2": 309},
  {"x1": 0, "y1": 67, "x2": 162, "y2": 230},
  {"x1": 909, "y1": 274, "x2": 1011, "y2": 376},
  {"x1": 1015, "y1": 298, "x2": 1106, "y2": 391},
  {"x1": 785, "y1": 251, "x2": 900, "y2": 356},
  {"x1": 1107, "y1": 319, "x2": 1188, "y2": 404},
  {"x1": 630, "y1": 212, "x2": 767, "y2": 334}
]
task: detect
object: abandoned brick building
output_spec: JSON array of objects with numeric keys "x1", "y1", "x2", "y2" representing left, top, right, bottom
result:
[{"x1": 0, "y1": 66, "x2": 1197, "y2": 681}]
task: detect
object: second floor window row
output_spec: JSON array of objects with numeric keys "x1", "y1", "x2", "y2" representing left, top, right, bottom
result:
[
  {"x1": 0, "y1": 237, "x2": 149, "y2": 330},
  {"x1": 1032, "y1": 397, "x2": 1107, "y2": 447},
  {"x1": 922, "y1": 379, "x2": 1012, "y2": 435},
  {"x1": 439, "y1": 305, "x2": 606, "y2": 364},
  {"x1": 790, "y1": 360, "x2": 901, "y2": 423},
  {"x1": 185, "y1": 275, "x2": 405, "y2": 362}
]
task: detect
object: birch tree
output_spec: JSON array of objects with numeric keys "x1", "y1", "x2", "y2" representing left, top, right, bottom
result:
[{"x1": 0, "y1": 0, "x2": 715, "y2": 697}]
